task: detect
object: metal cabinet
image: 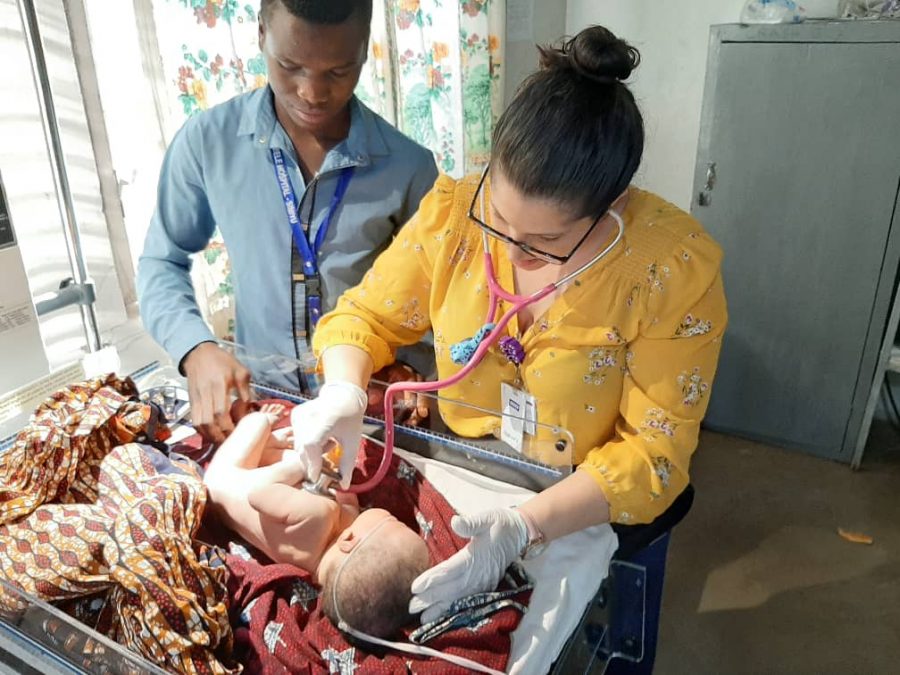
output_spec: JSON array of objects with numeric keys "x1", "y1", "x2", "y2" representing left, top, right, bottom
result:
[{"x1": 692, "y1": 22, "x2": 900, "y2": 463}]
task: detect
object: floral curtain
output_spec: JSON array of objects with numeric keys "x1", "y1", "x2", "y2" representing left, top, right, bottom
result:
[
  {"x1": 385, "y1": 0, "x2": 505, "y2": 175},
  {"x1": 150, "y1": 0, "x2": 505, "y2": 340}
]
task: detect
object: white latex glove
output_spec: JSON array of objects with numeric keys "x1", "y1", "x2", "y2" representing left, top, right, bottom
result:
[
  {"x1": 409, "y1": 507, "x2": 528, "y2": 623},
  {"x1": 290, "y1": 381, "x2": 367, "y2": 489}
]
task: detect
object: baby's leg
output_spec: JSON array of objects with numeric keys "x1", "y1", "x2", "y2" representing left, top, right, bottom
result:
[
  {"x1": 206, "y1": 412, "x2": 306, "y2": 498},
  {"x1": 208, "y1": 412, "x2": 274, "y2": 472},
  {"x1": 204, "y1": 412, "x2": 274, "y2": 503}
]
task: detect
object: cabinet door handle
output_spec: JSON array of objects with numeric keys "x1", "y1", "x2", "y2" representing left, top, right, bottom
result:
[{"x1": 698, "y1": 162, "x2": 717, "y2": 207}]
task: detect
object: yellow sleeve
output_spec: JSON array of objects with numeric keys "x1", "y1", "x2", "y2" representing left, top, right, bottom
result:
[
  {"x1": 579, "y1": 231, "x2": 728, "y2": 524},
  {"x1": 312, "y1": 174, "x2": 458, "y2": 371}
]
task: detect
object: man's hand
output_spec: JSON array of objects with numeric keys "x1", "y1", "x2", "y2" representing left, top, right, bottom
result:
[
  {"x1": 368, "y1": 362, "x2": 430, "y2": 426},
  {"x1": 182, "y1": 342, "x2": 252, "y2": 444}
]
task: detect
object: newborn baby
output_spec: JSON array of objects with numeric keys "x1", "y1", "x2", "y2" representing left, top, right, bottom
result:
[{"x1": 203, "y1": 410, "x2": 429, "y2": 638}]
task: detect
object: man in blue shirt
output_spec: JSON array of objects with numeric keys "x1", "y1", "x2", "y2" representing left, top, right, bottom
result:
[{"x1": 138, "y1": 0, "x2": 437, "y2": 442}]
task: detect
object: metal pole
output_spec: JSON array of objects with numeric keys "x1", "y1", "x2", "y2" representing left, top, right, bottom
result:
[{"x1": 16, "y1": 0, "x2": 102, "y2": 353}]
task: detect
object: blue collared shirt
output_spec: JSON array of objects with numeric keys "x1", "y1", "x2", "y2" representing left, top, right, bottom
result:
[{"x1": 138, "y1": 86, "x2": 438, "y2": 375}]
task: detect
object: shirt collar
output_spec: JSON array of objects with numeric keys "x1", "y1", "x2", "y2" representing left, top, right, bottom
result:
[{"x1": 237, "y1": 86, "x2": 390, "y2": 171}]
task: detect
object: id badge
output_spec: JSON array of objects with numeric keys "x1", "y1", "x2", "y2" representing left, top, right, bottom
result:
[{"x1": 500, "y1": 382, "x2": 538, "y2": 452}]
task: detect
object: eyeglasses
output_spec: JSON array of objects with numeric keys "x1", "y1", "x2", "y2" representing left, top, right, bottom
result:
[{"x1": 467, "y1": 163, "x2": 605, "y2": 265}]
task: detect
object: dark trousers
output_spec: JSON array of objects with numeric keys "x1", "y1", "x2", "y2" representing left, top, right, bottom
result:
[{"x1": 605, "y1": 531, "x2": 671, "y2": 674}]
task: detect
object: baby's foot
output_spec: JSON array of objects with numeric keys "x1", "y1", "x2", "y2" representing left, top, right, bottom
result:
[{"x1": 259, "y1": 403, "x2": 285, "y2": 425}]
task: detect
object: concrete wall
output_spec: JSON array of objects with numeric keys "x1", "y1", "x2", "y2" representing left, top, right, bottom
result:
[
  {"x1": 565, "y1": 0, "x2": 842, "y2": 209},
  {"x1": 565, "y1": 0, "x2": 747, "y2": 209}
]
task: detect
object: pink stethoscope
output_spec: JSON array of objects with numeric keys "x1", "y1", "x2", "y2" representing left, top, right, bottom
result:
[{"x1": 340, "y1": 179, "x2": 626, "y2": 494}]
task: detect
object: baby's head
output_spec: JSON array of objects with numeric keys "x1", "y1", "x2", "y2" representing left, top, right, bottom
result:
[{"x1": 319, "y1": 508, "x2": 429, "y2": 639}]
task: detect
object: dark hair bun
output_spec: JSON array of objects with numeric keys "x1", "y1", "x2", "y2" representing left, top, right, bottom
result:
[{"x1": 539, "y1": 25, "x2": 640, "y2": 85}]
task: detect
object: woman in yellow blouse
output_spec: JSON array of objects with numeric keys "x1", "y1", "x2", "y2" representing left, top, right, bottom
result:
[{"x1": 292, "y1": 25, "x2": 727, "y2": 623}]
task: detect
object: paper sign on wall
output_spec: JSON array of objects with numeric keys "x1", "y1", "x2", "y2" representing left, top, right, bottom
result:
[{"x1": 507, "y1": 0, "x2": 534, "y2": 42}]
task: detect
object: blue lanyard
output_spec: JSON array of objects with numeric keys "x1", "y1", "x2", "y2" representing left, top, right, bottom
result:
[{"x1": 271, "y1": 148, "x2": 354, "y2": 324}]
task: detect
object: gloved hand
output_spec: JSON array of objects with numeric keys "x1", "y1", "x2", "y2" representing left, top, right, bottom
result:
[
  {"x1": 409, "y1": 508, "x2": 528, "y2": 623},
  {"x1": 290, "y1": 381, "x2": 367, "y2": 489}
]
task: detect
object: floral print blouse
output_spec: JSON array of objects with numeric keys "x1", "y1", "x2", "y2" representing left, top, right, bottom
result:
[{"x1": 313, "y1": 175, "x2": 728, "y2": 525}]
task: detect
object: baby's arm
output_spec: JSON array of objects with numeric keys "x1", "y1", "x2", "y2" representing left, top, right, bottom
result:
[
  {"x1": 208, "y1": 411, "x2": 275, "y2": 472},
  {"x1": 248, "y1": 483, "x2": 312, "y2": 525},
  {"x1": 205, "y1": 412, "x2": 305, "y2": 533},
  {"x1": 248, "y1": 483, "x2": 360, "y2": 521},
  {"x1": 247, "y1": 483, "x2": 340, "y2": 570}
]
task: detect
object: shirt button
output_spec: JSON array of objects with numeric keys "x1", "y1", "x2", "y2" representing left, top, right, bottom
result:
[{"x1": 259, "y1": 136, "x2": 267, "y2": 144}]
